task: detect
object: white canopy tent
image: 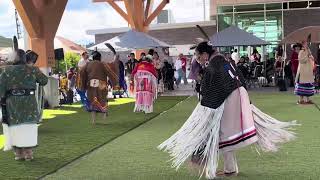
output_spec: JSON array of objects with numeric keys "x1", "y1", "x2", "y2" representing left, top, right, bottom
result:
[{"x1": 89, "y1": 30, "x2": 171, "y2": 52}]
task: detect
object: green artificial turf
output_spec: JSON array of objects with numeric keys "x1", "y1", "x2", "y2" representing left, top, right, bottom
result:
[
  {"x1": 44, "y1": 93, "x2": 320, "y2": 180},
  {"x1": 0, "y1": 96, "x2": 187, "y2": 179}
]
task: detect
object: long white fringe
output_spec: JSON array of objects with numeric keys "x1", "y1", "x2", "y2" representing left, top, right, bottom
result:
[
  {"x1": 158, "y1": 103, "x2": 298, "y2": 179},
  {"x1": 35, "y1": 84, "x2": 44, "y2": 122},
  {"x1": 158, "y1": 103, "x2": 224, "y2": 179},
  {"x1": 134, "y1": 71, "x2": 158, "y2": 100},
  {"x1": 252, "y1": 104, "x2": 298, "y2": 152},
  {"x1": 134, "y1": 103, "x2": 154, "y2": 114},
  {"x1": 133, "y1": 71, "x2": 158, "y2": 114}
]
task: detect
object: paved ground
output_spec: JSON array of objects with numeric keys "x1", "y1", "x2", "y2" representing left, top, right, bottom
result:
[{"x1": 161, "y1": 82, "x2": 300, "y2": 97}]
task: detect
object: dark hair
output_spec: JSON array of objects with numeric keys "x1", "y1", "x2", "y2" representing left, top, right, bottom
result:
[
  {"x1": 13, "y1": 49, "x2": 27, "y2": 65},
  {"x1": 26, "y1": 50, "x2": 38, "y2": 64},
  {"x1": 253, "y1": 48, "x2": 258, "y2": 54},
  {"x1": 276, "y1": 45, "x2": 283, "y2": 57},
  {"x1": 195, "y1": 42, "x2": 214, "y2": 57},
  {"x1": 26, "y1": 50, "x2": 32, "y2": 63},
  {"x1": 234, "y1": 49, "x2": 237, "y2": 53},
  {"x1": 296, "y1": 43, "x2": 302, "y2": 49},
  {"x1": 141, "y1": 52, "x2": 146, "y2": 56},
  {"x1": 130, "y1": 53, "x2": 135, "y2": 56},
  {"x1": 148, "y1": 49, "x2": 154, "y2": 56},
  {"x1": 92, "y1": 51, "x2": 101, "y2": 61}
]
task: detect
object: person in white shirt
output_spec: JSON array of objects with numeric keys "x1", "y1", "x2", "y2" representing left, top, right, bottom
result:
[
  {"x1": 78, "y1": 52, "x2": 89, "y2": 69},
  {"x1": 174, "y1": 58, "x2": 183, "y2": 88},
  {"x1": 231, "y1": 49, "x2": 240, "y2": 64}
]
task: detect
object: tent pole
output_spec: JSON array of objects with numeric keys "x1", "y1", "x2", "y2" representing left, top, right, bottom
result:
[
  {"x1": 263, "y1": 45, "x2": 267, "y2": 80},
  {"x1": 283, "y1": 44, "x2": 287, "y2": 80},
  {"x1": 238, "y1": 46, "x2": 240, "y2": 57}
]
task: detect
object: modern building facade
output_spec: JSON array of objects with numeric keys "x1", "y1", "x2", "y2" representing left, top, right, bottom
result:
[
  {"x1": 87, "y1": 21, "x2": 216, "y2": 56},
  {"x1": 211, "y1": 0, "x2": 320, "y2": 55},
  {"x1": 88, "y1": 0, "x2": 320, "y2": 56}
]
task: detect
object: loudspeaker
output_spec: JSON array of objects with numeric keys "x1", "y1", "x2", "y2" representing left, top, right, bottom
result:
[{"x1": 54, "y1": 48, "x2": 64, "y2": 60}]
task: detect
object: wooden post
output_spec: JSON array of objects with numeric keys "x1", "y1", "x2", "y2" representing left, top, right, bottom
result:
[
  {"x1": 13, "y1": 0, "x2": 68, "y2": 68},
  {"x1": 93, "y1": 0, "x2": 169, "y2": 32}
]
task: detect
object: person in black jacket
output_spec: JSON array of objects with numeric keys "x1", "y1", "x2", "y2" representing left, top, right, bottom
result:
[
  {"x1": 125, "y1": 53, "x2": 138, "y2": 76},
  {"x1": 159, "y1": 42, "x2": 297, "y2": 179},
  {"x1": 161, "y1": 60, "x2": 174, "y2": 90}
]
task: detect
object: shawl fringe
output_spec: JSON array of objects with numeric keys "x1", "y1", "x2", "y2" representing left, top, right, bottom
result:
[
  {"x1": 252, "y1": 104, "x2": 298, "y2": 152},
  {"x1": 158, "y1": 103, "x2": 224, "y2": 179},
  {"x1": 158, "y1": 103, "x2": 297, "y2": 179},
  {"x1": 134, "y1": 71, "x2": 158, "y2": 113}
]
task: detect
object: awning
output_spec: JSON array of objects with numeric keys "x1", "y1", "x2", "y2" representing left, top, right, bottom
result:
[
  {"x1": 281, "y1": 26, "x2": 320, "y2": 44},
  {"x1": 89, "y1": 30, "x2": 171, "y2": 51},
  {"x1": 210, "y1": 26, "x2": 270, "y2": 47}
]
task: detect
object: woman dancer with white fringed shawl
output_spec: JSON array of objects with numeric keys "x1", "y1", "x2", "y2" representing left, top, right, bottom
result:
[{"x1": 158, "y1": 42, "x2": 298, "y2": 179}]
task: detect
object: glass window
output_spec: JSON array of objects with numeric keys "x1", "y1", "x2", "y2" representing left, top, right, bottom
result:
[
  {"x1": 289, "y1": 1, "x2": 308, "y2": 9},
  {"x1": 218, "y1": 6, "x2": 234, "y2": 14},
  {"x1": 265, "y1": 11, "x2": 283, "y2": 42},
  {"x1": 310, "y1": 1, "x2": 320, "y2": 8},
  {"x1": 266, "y1": 43, "x2": 279, "y2": 59},
  {"x1": 266, "y1": 3, "x2": 282, "y2": 10},
  {"x1": 239, "y1": 46, "x2": 248, "y2": 57},
  {"x1": 235, "y1": 12, "x2": 265, "y2": 39},
  {"x1": 234, "y1": 4, "x2": 264, "y2": 13},
  {"x1": 218, "y1": 14, "x2": 233, "y2": 31},
  {"x1": 283, "y1": 2, "x2": 288, "y2": 9}
]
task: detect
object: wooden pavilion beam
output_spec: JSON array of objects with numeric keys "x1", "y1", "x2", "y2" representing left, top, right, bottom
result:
[
  {"x1": 13, "y1": 1, "x2": 41, "y2": 38},
  {"x1": 123, "y1": 0, "x2": 135, "y2": 29},
  {"x1": 93, "y1": 0, "x2": 169, "y2": 32},
  {"x1": 106, "y1": 0, "x2": 129, "y2": 22},
  {"x1": 145, "y1": 0, "x2": 154, "y2": 20},
  {"x1": 13, "y1": 0, "x2": 68, "y2": 68},
  {"x1": 145, "y1": 0, "x2": 169, "y2": 26},
  {"x1": 133, "y1": 0, "x2": 145, "y2": 31}
]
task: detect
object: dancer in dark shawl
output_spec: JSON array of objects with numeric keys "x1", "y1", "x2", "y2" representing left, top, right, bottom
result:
[{"x1": 159, "y1": 42, "x2": 297, "y2": 179}]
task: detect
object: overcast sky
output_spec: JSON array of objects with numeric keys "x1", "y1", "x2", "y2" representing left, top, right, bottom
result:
[{"x1": 0, "y1": 0, "x2": 210, "y2": 44}]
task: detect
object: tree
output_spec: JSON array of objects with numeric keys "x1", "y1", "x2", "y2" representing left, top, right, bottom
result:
[{"x1": 55, "y1": 52, "x2": 80, "y2": 74}]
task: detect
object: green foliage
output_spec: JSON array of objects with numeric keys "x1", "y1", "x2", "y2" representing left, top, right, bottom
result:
[
  {"x1": 55, "y1": 52, "x2": 80, "y2": 74},
  {"x1": 0, "y1": 36, "x2": 12, "y2": 47}
]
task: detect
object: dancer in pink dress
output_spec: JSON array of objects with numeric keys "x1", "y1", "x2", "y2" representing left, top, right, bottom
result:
[{"x1": 132, "y1": 55, "x2": 158, "y2": 114}]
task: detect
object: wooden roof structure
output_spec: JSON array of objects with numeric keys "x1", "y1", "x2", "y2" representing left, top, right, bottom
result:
[
  {"x1": 93, "y1": 0, "x2": 170, "y2": 32},
  {"x1": 13, "y1": 0, "x2": 169, "y2": 68}
]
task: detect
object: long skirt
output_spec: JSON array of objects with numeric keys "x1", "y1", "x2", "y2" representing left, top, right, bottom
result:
[
  {"x1": 158, "y1": 87, "x2": 297, "y2": 179},
  {"x1": 2, "y1": 123, "x2": 38, "y2": 151},
  {"x1": 134, "y1": 72, "x2": 158, "y2": 114},
  {"x1": 87, "y1": 80, "x2": 108, "y2": 113},
  {"x1": 294, "y1": 83, "x2": 315, "y2": 97}
]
